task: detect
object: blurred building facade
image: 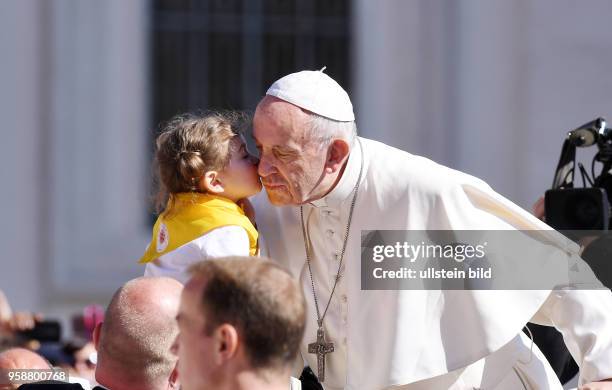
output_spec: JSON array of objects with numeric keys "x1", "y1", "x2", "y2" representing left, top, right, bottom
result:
[{"x1": 1, "y1": 0, "x2": 612, "y2": 322}]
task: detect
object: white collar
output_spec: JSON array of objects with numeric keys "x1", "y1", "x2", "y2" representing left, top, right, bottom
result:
[{"x1": 309, "y1": 137, "x2": 363, "y2": 209}]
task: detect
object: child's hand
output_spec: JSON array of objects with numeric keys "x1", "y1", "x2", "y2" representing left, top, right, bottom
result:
[{"x1": 237, "y1": 198, "x2": 257, "y2": 227}]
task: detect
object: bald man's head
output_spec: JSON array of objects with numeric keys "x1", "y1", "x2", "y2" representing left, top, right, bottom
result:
[
  {"x1": 95, "y1": 277, "x2": 182, "y2": 389},
  {"x1": 0, "y1": 348, "x2": 50, "y2": 390},
  {"x1": 0, "y1": 348, "x2": 50, "y2": 370}
]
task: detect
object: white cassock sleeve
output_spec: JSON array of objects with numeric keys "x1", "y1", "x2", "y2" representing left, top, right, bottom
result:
[
  {"x1": 530, "y1": 288, "x2": 612, "y2": 385},
  {"x1": 144, "y1": 225, "x2": 250, "y2": 283},
  {"x1": 463, "y1": 179, "x2": 612, "y2": 385}
]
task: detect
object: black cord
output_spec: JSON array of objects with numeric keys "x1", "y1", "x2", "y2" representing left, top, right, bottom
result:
[
  {"x1": 592, "y1": 154, "x2": 598, "y2": 186},
  {"x1": 578, "y1": 163, "x2": 593, "y2": 187}
]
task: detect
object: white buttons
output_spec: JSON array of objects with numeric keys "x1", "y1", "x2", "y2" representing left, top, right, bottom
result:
[
  {"x1": 341, "y1": 294, "x2": 348, "y2": 303},
  {"x1": 326, "y1": 229, "x2": 335, "y2": 237}
]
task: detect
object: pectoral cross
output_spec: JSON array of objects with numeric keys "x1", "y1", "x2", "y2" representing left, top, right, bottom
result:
[{"x1": 308, "y1": 327, "x2": 334, "y2": 382}]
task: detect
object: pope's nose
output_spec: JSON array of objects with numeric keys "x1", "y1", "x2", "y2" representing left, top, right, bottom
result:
[{"x1": 257, "y1": 156, "x2": 275, "y2": 177}]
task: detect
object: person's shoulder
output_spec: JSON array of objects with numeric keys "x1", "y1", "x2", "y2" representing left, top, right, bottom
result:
[
  {"x1": 361, "y1": 136, "x2": 440, "y2": 176},
  {"x1": 360, "y1": 136, "x2": 493, "y2": 195},
  {"x1": 190, "y1": 225, "x2": 250, "y2": 251},
  {"x1": 17, "y1": 382, "x2": 86, "y2": 390},
  {"x1": 156, "y1": 225, "x2": 249, "y2": 265}
]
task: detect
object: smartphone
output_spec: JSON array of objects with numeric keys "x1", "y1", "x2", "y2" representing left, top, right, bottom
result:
[{"x1": 17, "y1": 320, "x2": 61, "y2": 342}]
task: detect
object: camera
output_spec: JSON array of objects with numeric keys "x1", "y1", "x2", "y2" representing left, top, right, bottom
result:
[
  {"x1": 532, "y1": 118, "x2": 612, "y2": 386},
  {"x1": 545, "y1": 117, "x2": 612, "y2": 233},
  {"x1": 17, "y1": 320, "x2": 62, "y2": 342},
  {"x1": 545, "y1": 187, "x2": 610, "y2": 230}
]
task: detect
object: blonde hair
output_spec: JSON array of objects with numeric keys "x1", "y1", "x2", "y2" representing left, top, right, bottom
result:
[{"x1": 153, "y1": 111, "x2": 246, "y2": 213}]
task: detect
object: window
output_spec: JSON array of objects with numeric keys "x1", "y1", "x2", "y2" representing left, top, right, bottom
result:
[{"x1": 152, "y1": 0, "x2": 351, "y2": 126}]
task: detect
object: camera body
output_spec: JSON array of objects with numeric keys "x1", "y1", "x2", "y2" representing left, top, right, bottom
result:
[
  {"x1": 17, "y1": 320, "x2": 62, "y2": 342},
  {"x1": 545, "y1": 117, "x2": 612, "y2": 233},
  {"x1": 545, "y1": 187, "x2": 610, "y2": 231}
]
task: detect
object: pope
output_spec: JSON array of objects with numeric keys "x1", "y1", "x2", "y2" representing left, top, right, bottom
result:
[{"x1": 251, "y1": 69, "x2": 612, "y2": 390}]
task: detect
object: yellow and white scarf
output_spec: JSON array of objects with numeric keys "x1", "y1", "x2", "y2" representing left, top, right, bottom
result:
[{"x1": 139, "y1": 192, "x2": 258, "y2": 264}]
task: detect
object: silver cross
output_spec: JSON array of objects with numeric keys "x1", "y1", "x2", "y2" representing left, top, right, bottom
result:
[{"x1": 307, "y1": 327, "x2": 334, "y2": 382}]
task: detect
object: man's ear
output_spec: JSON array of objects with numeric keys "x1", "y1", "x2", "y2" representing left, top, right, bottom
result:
[
  {"x1": 168, "y1": 361, "x2": 180, "y2": 389},
  {"x1": 93, "y1": 322, "x2": 102, "y2": 351},
  {"x1": 212, "y1": 324, "x2": 239, "y2": 365},
  {"x1": 200, "y1": 171, "x2": 224, "y2": 194},
  {"x1": 324, "y1": 139, "x2": 350, "y2": 174}
]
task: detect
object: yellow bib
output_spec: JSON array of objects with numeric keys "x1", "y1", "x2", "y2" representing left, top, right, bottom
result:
[{"x1": 139, "y1": 193, "x2": 258, "y2": 264}]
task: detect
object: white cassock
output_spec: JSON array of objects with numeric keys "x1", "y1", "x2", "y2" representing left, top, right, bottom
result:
[{"x1": 253, "y1": 136, "x2": 612, "y2": 390}]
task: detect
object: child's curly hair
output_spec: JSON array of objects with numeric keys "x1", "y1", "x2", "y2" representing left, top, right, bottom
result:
[{"x1": 153, "y1": 111, "x2": 247, "y2": 214}]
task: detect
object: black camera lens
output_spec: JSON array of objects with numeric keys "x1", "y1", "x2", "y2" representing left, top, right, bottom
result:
[
  {"x1": 567, "y1": 194, "x2": 601, "y2": 227},
  {"x1": 545, "y1": 188, "x2": 610, "y2": 231}
]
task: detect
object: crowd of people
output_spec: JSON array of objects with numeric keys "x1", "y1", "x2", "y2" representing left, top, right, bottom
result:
[
  {"x1": 2, "y1": 70, "x2": 612, "y2": 390},
  {"x1": 1, "y1": 258, "x2": 306, "y2": 390}
]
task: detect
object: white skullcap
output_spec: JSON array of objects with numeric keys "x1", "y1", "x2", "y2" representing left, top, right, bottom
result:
[{"x1": 266, "y1": 67, "x2": 355, "y2": 122}]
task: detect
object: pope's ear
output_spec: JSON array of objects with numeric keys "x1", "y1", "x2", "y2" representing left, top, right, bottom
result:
[
  {"x1": 200, "y1": 171, "x2": 224, "y2": 193},
  {"x1": 325, "y1": 139, "x2": 350, "y2": 174}
]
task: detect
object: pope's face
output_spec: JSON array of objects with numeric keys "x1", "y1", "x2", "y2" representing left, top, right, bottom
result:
[{"x1": 253, "y1": 96, "x2": 328, "y2": 206}]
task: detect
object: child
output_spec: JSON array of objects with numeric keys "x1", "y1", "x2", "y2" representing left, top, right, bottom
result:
[{"x1": 139, "y1": 112, "x2": 262, "y2": 283}]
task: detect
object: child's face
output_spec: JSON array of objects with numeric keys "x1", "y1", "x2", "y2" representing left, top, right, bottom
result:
[{"x1": 217, "y1": 137, "x2": 262, "y2": 202}]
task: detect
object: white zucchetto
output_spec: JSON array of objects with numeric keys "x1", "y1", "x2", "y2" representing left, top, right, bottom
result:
[{"x1": 266, "y1": 68, "x2": 355, "y2": 122}]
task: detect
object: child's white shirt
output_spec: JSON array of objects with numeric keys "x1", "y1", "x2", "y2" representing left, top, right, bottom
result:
[{"x1": 144, "y1": 225, "x2": 250, "y2": 284}]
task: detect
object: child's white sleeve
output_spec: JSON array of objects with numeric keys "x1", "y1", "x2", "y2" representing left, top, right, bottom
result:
[
  {"x1": 195, "y1": 225, "x2": 251, "y2": 258},
  {"x1": 143, "y1": 225, "x2": 251, "y2": 283}
]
